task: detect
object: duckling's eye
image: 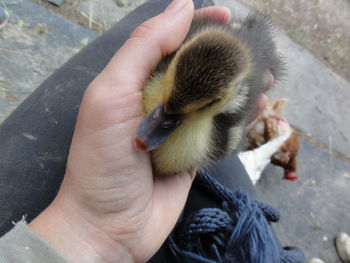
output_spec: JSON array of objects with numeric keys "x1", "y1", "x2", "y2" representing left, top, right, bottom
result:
[{"x1": 199, "y1": 98, "x2": 222, "y2": 111}]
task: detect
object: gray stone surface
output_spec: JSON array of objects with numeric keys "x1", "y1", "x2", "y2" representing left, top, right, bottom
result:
[
  {"x1": 76, "y1": 0, "x2": 132, "y2": 30},
  {"x1": 75, "y1": 0, "x2": 147, "y2": 31},
  {"x1": 0, "y1": 0, "x2": 96, "y2": 122},
  {"x1": 257, "y1": 138, "x2": 350, "y2": 262},
  {"x1": 215, "y1": 0, "x2": 350, "y2": 158}
]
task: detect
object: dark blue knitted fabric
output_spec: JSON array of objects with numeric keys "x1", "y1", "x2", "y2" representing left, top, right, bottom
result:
[{"x1": 168, "y1": 171, "x2": 304, "y2": 263}]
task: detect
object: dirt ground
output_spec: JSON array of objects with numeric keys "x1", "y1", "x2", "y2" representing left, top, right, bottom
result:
[{"x1": 33, "y1": 0, "x2": 350, "y2": 84}]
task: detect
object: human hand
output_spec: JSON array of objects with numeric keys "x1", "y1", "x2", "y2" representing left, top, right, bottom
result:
[{"x1": 30, "y1": 1, "x2": 233, "y2": 263}]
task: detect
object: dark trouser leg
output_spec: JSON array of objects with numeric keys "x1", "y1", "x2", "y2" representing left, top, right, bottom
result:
[
  {"x1": 148, "y1": 155, "x2": 258, "y2": 262},
  {"x1": 185, "y1": 155, "x2": 258, "y2": 214},
  {"x1": 0, "y1": 0, "x2": 256, "y2": 240}
]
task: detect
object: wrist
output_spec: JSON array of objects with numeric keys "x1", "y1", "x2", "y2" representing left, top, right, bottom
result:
[{"x1": 29, "y1": 198, "x2": 135, "y2": 263}]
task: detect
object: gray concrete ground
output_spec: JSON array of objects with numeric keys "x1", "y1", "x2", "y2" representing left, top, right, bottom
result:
[
  {"x1": 0, "y1": 0, "x2": 96, "y2": 122},
  {"x1": 0, "y1": 0, "x2": 349, "y2": 262},
  {"x1": 258, "y1": 139, "x2": 350, "y2": 263}
]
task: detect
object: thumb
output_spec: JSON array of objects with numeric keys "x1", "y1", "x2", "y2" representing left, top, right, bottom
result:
[
  {"x1": 149, "y1": 170, "x2": 196, "y2": 243},
  {"x1": 78, "y1": 0, "x2": 194, "y2": 135},
  {"x1": 96, "y1": 0, "x2": 195, "y2": 97}
]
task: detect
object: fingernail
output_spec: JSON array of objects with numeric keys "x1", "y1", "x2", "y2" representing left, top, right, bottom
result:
[{"x1": 164, "y1": 0, "x2": 188, "y2": 14}]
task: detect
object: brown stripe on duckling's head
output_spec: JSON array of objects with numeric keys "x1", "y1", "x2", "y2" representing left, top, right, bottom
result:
[{"x1": 162, "y1": 29, "x2": 251, "y2": 116}]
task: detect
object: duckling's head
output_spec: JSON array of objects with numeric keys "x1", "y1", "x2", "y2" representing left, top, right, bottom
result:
[{"x1": 135, "y1": 29, "x2": 251, "y2": 152}]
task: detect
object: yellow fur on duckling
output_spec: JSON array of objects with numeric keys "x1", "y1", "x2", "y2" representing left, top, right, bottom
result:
[
  {"x1": 143, "y1": 32, "x2": 250, "y2": 173},
  {"x1": 137, "y1": 12, "x2": 284, "y2": 174}
]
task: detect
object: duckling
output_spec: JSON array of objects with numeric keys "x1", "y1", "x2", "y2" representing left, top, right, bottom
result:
[{"x1": 134, "y1": 12, "x2": 284, "y2": 174}]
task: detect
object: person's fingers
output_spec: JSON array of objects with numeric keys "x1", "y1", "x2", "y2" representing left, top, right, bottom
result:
[
  {"x1": 95, "y1": 0, "x2": 195, "y2": 97},
  {"x1": 265, "y1": 72, "x2": 274, "y2": 92},
  {"x1": 247, "y1": 72, "x2": 275, "y2": 123},
  {"x1": 92, "y1": 3, "x2": 232, "y2": 99},
  {"x1": 194, "y1": 6, "x2": 231, "y2": 24},
  {"x1": 77, "y1": 0, "x2": 195, "y2": 133},
  {"x1": 248, "y1": 94, "x2": 268, "y2": 123},
  {"x1": 79, "y1": 3, "x2": 232, "y2": 133}
]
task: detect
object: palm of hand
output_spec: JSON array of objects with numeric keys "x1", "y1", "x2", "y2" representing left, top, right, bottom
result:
[
  {"x1": 35, "y1": 4, "x2": 238, "y2": 262},
  {"x1": 62, "y1": 77, "x2": 192, "y2": 260}
]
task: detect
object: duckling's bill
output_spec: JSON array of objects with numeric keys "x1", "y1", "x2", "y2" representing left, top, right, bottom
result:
[{"x1": 134, "y1": 103, "x2": 182, "y2": 151}]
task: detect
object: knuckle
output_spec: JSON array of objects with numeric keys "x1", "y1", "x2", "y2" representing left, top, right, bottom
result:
[{"x1": 131, "y1": 22, "x2": 155, "y2": 40}]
